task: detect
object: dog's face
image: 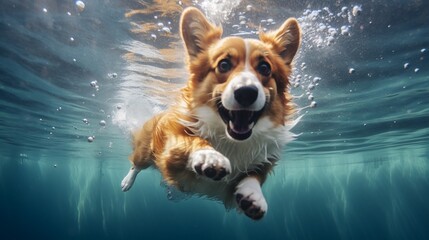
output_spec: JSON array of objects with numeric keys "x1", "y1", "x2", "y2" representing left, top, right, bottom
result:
[{"x1": 180, "y1": 8, "x2": 301, "y2": 141}]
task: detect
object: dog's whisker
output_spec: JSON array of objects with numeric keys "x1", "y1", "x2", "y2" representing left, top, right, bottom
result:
[{"x1": 207, "y1": 95, "x2": 221, "y2": 104}]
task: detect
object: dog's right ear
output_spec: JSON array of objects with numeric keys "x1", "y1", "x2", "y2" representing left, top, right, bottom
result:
[{"x1": 180, "y1": 7, "x2": 222, "y2": 59}]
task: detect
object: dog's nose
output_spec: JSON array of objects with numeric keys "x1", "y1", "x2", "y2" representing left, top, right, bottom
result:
[{"x1": 234, "y1": 85, "x2": 258, "y2": 107}]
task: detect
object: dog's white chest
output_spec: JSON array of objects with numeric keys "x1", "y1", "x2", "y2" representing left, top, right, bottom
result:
[{"x1": 180, "y1": 106, "x2": 298, "y2": 179}]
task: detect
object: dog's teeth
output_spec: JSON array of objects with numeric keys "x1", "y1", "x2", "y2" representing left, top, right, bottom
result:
[
  {"x1": 248, "y1": 122, "x2": 255, "y2": 129},
  {"x1": 228, "y1": 111, "x2": 233, "y2": 118},
  {"x1": 229, "y1": 121, "x2": 234, "y2": 130}
]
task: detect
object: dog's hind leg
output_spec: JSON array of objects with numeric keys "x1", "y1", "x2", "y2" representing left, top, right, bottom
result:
[
  {"x1": 121, "y1": 117, "x2": 157, "y2": 192},
  {"x1": 121, "y1": 166, "x2": 141, "y2": 191}
]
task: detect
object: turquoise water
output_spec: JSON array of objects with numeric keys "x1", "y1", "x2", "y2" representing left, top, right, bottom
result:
[{"x1": 1, "y1": 0, "x2": 428, "y2": 239}]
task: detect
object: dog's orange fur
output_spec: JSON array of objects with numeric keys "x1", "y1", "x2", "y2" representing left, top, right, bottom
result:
[{"x1": 124, "y1": 7, "x2": 301, "y2": 219}]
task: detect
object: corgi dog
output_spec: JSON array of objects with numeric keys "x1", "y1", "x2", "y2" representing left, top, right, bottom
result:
[{"x1": 121, "y1": 7, "x2": 301, "y2": 220}]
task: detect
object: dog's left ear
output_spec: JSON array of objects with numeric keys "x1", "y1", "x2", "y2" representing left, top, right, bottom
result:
[
  {"x1": 260, "y1": 18, "x2": 301, "y2": 65},
  {"x1": 180, "y1": 7, "x2": 222, "y2": 60}
]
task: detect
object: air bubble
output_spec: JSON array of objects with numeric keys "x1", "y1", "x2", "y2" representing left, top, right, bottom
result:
[
  {"x1": 99, "y1": 120, "x2": 106, "y2": 126},
  {"x1": 314, "y1": 37, "x2": 323, "y2": 48},
  {"x1": 308, "y1": 10, "x2": 320, "y2": 20},
  {"x1": 161, "y1": 27, "x2": 171, "y2": 33},
  {"x1": 90, "y1": 80, "x2": 98, "y2": 87},
  {"x1": 150, "y1": 34, "x2": 157, "y2": 40},
  {"x1": 323, "y1": 7, "x2": 332, "y2": 15},
  {"x1": 348, "y1": 12, "x2": 354, "y2": 24},
  {"x1": 352, "y1": 5, "x2": 362, "y2": 16},
  {"x1": 326, "y1": 36, "x2": 335, "y2": 45},
  {"x1": 414, "y1": 68, "x2": 419, "y2": 73},
  {"x1": 43, "y1": 8, "x2": 48, "y2": 13},
  {"x1": 340, "y1": 26, "x2": 349, "y2": 35},
  {"x1": 70, "y1": 37, "x2": 75, "y2": 42},
  {"x1": 87, "y1": 136, "x2": 95, "y2": 142},
  {"x1": 310, "y1": 101, "x2": 317, "y2": 108},
  {"x1": 108, "y1": 72, "x2": 118, "y2": 78},
  {"x1": 404, "y1": 63, "x2": 410, "y2": 69},
  {"x1": 75, "y1": 1, "x2": 85, "y2": 12},
  {"x1": 246, "y1": 5, "x2": 253, "y2": 11},
  {"x1": 421, "y1": 48, "x2": 427, "y2": 53},
  {"x1": 167, "y1": 190, "x2": 173, "y2": 200},
  {"x1": 317, "y1": 23, "x2": 327, "y2": 32},
  {"x1": 328, "y1": 27, "x2": 338, "y2": 36},
  {"x1": 349, "y1": 68, "x2": 355, "y2": 74},
  {"x1": 82, "y1": 118, "x2": 89, "y2": 124},
  {"x1": 313, "y1": 77, "x2": 321, "y2": 83}
]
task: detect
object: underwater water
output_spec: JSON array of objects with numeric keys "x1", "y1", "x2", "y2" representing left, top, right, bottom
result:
[{"x1": 1, "y1": 0, "x2": 428, "y2": 239}]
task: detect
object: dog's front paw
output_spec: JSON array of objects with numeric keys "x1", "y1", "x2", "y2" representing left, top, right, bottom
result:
[
  {"x1": 189, "y1": 149, "x2": 231, "y2": 181},
  {"x1": 235, "y1": 177, "x2": 267, "y2": 220}
]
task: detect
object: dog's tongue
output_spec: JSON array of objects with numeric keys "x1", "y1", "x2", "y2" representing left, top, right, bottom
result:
[{"x1": 230, "y1": 110, "x2": 253, "y2": 133}]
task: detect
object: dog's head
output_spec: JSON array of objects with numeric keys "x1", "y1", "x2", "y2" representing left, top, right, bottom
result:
[{"x1": 180, "y1": 7, "x2": 301, "y2": 141}]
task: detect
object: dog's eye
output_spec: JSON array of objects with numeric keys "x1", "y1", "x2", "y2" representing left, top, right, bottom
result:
[
  {"x1": 218, "y1": 59, "x2": 232, "y2": 73},
  {"x1": 257, "y1": 61, "x2": 271, "y2": 77}
]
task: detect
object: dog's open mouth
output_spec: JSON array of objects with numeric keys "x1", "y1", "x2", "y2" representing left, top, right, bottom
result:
[{"x1": 217, "y1": 102, "x2": 264, "y2": 141}]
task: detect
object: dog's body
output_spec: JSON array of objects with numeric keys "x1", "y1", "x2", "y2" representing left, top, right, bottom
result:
[{"x1": 121, "y1": 7, "x2": 301, "y2": 220}]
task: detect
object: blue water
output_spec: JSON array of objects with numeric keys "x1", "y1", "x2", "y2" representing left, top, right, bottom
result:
[{"x1": 1, "y1": 0, "x2": 428, "y2": 239}]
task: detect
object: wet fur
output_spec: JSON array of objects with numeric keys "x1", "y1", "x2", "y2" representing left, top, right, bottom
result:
[{"x1": 122, "y1": 7, "x2": 301, "y2": 220}]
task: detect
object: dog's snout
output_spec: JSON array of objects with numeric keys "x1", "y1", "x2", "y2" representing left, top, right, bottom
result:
[{"x1": 234, "y1": 85, "x2": 258, "y2": 107}]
